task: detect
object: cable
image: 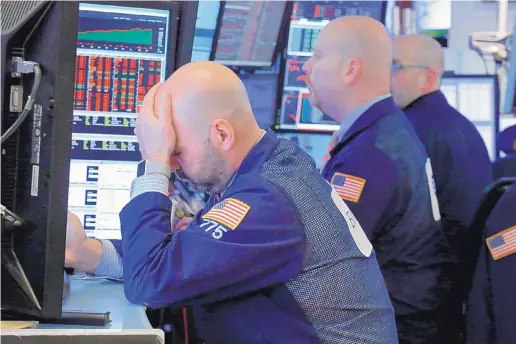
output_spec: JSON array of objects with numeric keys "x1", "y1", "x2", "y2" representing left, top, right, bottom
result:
[
  {"x1": 1, "y1": 63, "x2": 41, "y2": 144},
  {"x1": 0, "y1": 204, "x2": 25, "y2": 229},
  {"x1": 182, "y1": 307, "x2": 189, "y2": 344}
]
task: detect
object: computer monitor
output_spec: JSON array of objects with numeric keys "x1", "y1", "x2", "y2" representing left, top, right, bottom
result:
[
  {"x1": 291, "y1": 1, "x2": 387, "y2": 22},
  {"x1": 240, "y1": 73, "x2": 279, "y2": 130},
  {"x1": 212, "y1": 1, "x2": 288, "y2": 68},
  {"x1": 440, "y1": 75, "x2": 500, "y2": 160},
  {"x1": 278, "y1": 88, "x2": 339, "y2": 132},
  {"x1": 275, "y1": 132, "x2": 333, "y2": 170},
  {"x1": 277, "y1": 1, "x2": 387, "y2": 132},
  {"x1": 1, "y1": 1, "x2": 79, "y2": 319},
  {"x1": 68, "y1": 2, "x2": 180, "y2": 240},
  {"x1": 191, "y1": 1, "x2": 220, "y2": 62}
]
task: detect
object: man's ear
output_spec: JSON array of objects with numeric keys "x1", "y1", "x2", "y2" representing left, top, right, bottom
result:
[
  {"x1": 422, "y1": 67, "x2": 439, "y2": 92},
  {"x1": 210, "y1": 118, "x2": 235, "y2": 151},
  {"x1": 341, "y1": 58, "x2": 362, "y2": 86}
]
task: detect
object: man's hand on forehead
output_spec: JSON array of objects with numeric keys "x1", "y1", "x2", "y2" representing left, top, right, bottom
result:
[{"x1": 135, "y1": 82, "x2": 178, "y2": 167}]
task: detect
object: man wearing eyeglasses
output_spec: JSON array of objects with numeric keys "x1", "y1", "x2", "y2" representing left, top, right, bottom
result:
[
  {"x1": 303, "y1": 16, "x2": 458, "y2": 343},
  {"x1": 391, "y1": 34, "x2": 493, "y2": 318}
]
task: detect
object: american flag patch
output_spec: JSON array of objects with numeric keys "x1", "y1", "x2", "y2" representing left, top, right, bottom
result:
[
  {"x1": 202, "y1": 198, "x2": 251, "y2": 230},
  {"x1": 486, "y1": 226, "x2": 516, "y2": 260},
  {"x1": 330, "y1": 173, "x2": 366, "y2": 203}
]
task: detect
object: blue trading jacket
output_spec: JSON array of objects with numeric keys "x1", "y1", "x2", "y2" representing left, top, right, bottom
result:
[
  {"x1": 322, "y1": 97, "x2": 458, "y2": 343},
  {"x1": 115, "y1": 131, "x2": 397, "y2": 344},
  {"x1": 466, "y1": 185, "x2": 516, "y2": 344},
  {"x1": 404, "y1": 91, "x2": 493, "y2": 292},
  {"x1": 493, "y1": 125, "x2": 516, "y2": 179}
]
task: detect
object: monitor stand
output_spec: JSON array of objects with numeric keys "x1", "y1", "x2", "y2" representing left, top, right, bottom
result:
[
  {"x1": 1, "y1": 212, "x2": 112, "y2": 328},
  {"x1": 1, "y1": 309, "x2": 112, "y2": 327},
  {"x1": 38, "y1": 272, "x2": 112, "y2": 327},
  {"x1": 39, "y1": 311, "x2": 111, "y2": 327}
]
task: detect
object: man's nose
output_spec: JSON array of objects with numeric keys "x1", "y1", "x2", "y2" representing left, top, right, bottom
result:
[{"x1": 302, "y1": 57, "x2": 312, "y2": 74}]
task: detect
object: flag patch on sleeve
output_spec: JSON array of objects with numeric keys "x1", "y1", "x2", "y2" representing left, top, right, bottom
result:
[
  {"x1": 330, "y1": 173, "x2": 366, "y2": 203},
  {"x1": 202, "y1": 198, "x2": 251, "y2": 230},
  {"x1": 486, "y1": 226, "x2": 516, "y2": 260}
]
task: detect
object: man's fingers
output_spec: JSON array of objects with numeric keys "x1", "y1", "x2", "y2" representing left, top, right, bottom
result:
[
  {"x1": 156, "y1": 91, "x2": 173, "y2": 124},
  {"x1": 169, "y1": 155, "x2": 181, "y2": 170},
  {"x1": 139, "y1": 82, "x2": 162, "y2": 118},
  {"x1": 173, "y1": 217, "x2": 193, "y2": 231}
]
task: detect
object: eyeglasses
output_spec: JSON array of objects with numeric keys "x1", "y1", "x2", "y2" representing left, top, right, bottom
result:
[{"x1": 391, "y1": 63, "x2": 429, "y2": 72}]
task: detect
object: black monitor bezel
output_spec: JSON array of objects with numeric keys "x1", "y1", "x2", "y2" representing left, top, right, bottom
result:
[
  {"x1": 211, "y1": 1, "x2": 291, "y2": 70},
  {"x1": 1, "y1": 0, "x2": 79, "y2": 319}
]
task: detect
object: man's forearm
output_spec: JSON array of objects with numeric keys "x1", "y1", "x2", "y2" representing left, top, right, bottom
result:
[
  {"x1": 76, "y1": 171, "x2": 170, "y2": 279},
  {"x1": 72, "y1": 238, "x2": 124, "y2": 280},
  {"x1": 73, "y1": 238, "x2": 103, "y2": 274}
]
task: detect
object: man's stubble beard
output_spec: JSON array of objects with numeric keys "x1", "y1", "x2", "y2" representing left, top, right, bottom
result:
[{"x1": 174, "y1": 141, "x2": 233, "y2": 195}]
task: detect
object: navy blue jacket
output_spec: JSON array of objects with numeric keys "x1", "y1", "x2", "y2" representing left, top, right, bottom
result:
[
  {"x1": 494, "y1": 125, "x2": 516, "y2": 178},
  {"x1": 493, "y1": 155, "x2": 516, "y2": 178},
  {"x1": 322, "y1": 97, "x2": 457, "y2": 343},
  {"x1": 404, "y1": 91, "x2": 493, "y2": 286},
  {"x1": 115, "y1": 131, "x2": 397, "y2": 344},
  {"x1": 466, "y1": 185, "x2": 516, "y2": 344}
]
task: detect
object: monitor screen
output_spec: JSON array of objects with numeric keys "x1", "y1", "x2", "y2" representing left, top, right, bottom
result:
[
  {"x1": 213, "y1": 1, "x2": 287, "y2": 67},
  {"x1": 69, "y1": 3, "x2": 171, "y2": 240},
  {"x1": 240, "y1": 74, "x2": 279, "y2": 130},
  {"x1": 291, "y1": 1, "x2": 387, "y2": 22},
  {"x1": 191, "y1": 1, "x2": 220, "y2": 62},
  {"x1": 275, "y1": 132, "x2": 333, "y2": 170},
  {"x1": 500, "y1": 116, "x2": 516, "y2": 132},
  {"x1": 440, "y1": 75, "x2": 498, "y2": 160},
  {"x1": 277, "y1": 1, "x2": 386, "y2": 132}
]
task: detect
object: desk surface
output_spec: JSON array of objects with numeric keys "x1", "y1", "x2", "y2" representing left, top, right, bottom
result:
[{"x1": 38, "y1": 276, "x2": 151, "y2": 330}]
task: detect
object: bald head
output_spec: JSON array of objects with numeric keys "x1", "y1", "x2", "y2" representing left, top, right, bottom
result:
[
  {"x1": 390, "y1": 34, "x2": 445, "y2": 108},
  {"x1": 323, "y1": 16, "x2": 392, "y2": 79},
  {"x1": 161, "y1": 61, "x2": 255, "y2": 134},
  {"x1": 302, "y1": 16, "x2": 392, "y2": 121},
  {"x1": 393, "y1": 34, "x2": 444, "y2": 78},
  {"x1": 156, "y1": 62, "x2": 262, "y2": 194}
]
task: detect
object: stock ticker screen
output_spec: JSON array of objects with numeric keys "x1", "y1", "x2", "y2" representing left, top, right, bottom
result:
[
  {"x1": 278, "y1": 1, "x2": 386, "y2": 131},
  {"x1": 69, "y1": 3, "x2": 170, "y2": 239},
  {"x1": 191, "y1": 1, "x2": 220, "y2": 62},
  {"x1": 214, "y1": 1, "x2": 287, "y2": 67}
]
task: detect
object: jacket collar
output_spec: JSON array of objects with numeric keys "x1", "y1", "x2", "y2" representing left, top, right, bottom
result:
[
  {"x1": 403, "y1": 90, "x2": 448, "y2": 115},
  {"x1": 331, "y1": 96, "x2": 398, "y2": 156}
]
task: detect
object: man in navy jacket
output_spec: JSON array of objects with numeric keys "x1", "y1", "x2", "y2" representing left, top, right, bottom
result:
[
  {"x1": 391, "y1": 34, "x2": 493, "y2": 305},
  {"x1": 493, "y1": 125, "x2": 516, "y2": 178},
  {"x1": 466, "y1": 185, "x2": 516, "y2": 343},
  {"x1": 302, "y1": 17, "x2": 457, "y2": 343},
  {"x1": 65, "y1": 61, "x2": 397, "y2": 343}
]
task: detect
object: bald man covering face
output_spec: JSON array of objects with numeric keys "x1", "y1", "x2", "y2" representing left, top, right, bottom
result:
[
  {"x1": 391, "y1": 34, "x2": 492, "y2": 310},
  {"x1": 303, "y1": 17, "x2": 457, "y2": 343},
  {"x1": 65, "y1": 61, "x2": 397, "y2": 343}
]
